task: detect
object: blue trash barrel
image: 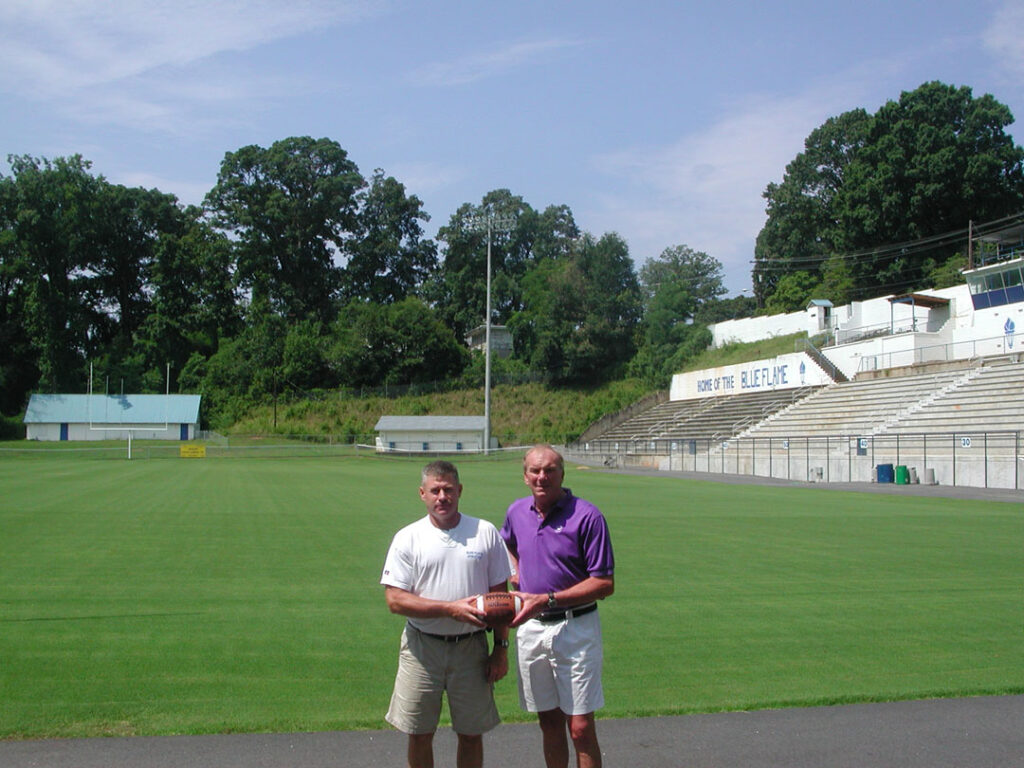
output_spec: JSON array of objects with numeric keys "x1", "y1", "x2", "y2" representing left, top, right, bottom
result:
[{"x1": 876, "y1": 463, "x2": 895, "y2": 483}]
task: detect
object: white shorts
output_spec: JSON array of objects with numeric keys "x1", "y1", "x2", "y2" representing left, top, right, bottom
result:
[{"x1": 515, "y1": 608, "x2": 604, "y2": 715}]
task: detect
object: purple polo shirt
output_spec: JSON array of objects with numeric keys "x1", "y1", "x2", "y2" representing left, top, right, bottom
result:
[{"x1": 500, "y1": 488, "x2": 614, "y2": 594}]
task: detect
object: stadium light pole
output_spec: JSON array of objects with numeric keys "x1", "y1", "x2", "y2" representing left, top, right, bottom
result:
[{"x1": 464, "y1": 211, "x2": 515, "y2": 454}]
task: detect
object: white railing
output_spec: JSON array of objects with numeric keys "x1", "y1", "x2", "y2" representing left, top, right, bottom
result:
[{"x1": 857, "y1": 333, "x2": 1023, "y2": 372}]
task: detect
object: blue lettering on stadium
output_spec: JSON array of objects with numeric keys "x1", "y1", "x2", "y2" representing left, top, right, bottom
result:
[
  {"x1": 740, "y1": 364, "x2": 788, "y2": 390},
  {"x1": 695, "y1": 373, "x2": 743, "y2": 395}
]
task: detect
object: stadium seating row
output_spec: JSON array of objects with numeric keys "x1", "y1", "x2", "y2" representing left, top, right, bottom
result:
[
  {"x1": 595, "y1": 387, "x2": 820, "y2": 443},
  {"x1": 590, "y1": 359, "x2": 1024, "y2": 443}
]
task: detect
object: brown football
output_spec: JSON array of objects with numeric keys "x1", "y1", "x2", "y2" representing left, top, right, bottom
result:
[{"x1": 475, "y1": 592, "x2": 522, "y2": 627}]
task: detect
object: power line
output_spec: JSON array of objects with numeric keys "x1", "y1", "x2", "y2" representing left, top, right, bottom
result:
[{"x1": 751, "y1": 210, "x2": 1024, "y2": 272}]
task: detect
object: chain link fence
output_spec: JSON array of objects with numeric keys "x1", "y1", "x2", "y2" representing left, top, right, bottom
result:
[{"x1": 571, "y1": 431, "x2": 1024, "y2": 491}]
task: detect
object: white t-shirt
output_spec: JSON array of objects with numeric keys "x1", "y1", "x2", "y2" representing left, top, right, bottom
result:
[{"x1": 381, "y1": 513, "x2": 512, "y2": 636}]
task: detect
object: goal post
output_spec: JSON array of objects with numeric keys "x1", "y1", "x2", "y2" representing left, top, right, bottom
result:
[{"x1": 87, "y1": 363, "x2": 174, "y2": 458}]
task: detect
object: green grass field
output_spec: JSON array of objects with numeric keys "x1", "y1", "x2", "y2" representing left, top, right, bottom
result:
[{"x1": 1, "y1": 450, "x2": 1021, "y2": 740}]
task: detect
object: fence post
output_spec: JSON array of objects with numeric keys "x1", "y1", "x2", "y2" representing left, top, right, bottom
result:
[{"x1": 984, "y1": 432, "x2": 988, "y2": 489}]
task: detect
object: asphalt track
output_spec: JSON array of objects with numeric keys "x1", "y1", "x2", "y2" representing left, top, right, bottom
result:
[
  {"x1": 3, "y1": 471, "x2": 1021, "y2": 767},
  {"x1": 3, "y1": 695, "x2": 1023, "y2": 767}
]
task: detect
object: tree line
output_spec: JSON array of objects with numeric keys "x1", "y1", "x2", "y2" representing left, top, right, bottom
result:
[
  {"x1": 0, "y1": 138, "x2": 739, "y2": 427},
  {"x1": 3, "y1": 81, "x2": 1022, "y2": 428}
]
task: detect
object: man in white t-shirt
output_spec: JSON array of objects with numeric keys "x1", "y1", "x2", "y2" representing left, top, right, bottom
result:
[{"x1": 381, "y1": 460, "x2": 512, "y2": 768}]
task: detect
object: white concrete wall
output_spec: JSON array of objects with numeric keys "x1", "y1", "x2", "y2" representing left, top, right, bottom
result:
[
  {"x1": 25, "y1": 423, "x2": 194, "y2": 441},
  {"x1": 25, "y1": 424, "x2": 59, "y2": 440},
  {"x1": 710, "y1": 310, "x2": 808, "y2": 347},
  {"x1": 707, "y1": 284, "x2": 1024, "y2": 380},
  {"x1": 710, "y1": 287, "x2": 971, "y2": 349}
]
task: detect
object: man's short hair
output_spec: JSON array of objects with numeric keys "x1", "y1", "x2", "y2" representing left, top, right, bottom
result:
[
  {"x1": 422, "y1": 459, "x2": 460, "y2": 485},
  {"x1": 523, "y1": 444, "x2": 564, "y2": 472}
]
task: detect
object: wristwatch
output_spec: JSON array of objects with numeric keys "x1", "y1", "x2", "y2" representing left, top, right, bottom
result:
[
  {"x1": 494, "y1": 637, "x2": 510, "y2": 648},
  {"x1": 547, "y1": 590, "x2": 557, "y2": 609}
]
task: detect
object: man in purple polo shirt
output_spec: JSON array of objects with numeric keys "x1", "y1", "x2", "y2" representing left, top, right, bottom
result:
[{"x1": 501, "y1": 444, "x2": 615, "y2": 768}]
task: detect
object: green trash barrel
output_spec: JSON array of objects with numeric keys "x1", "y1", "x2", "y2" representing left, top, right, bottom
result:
[{"x1": 895, "y1": 465, "x2": 909, "y2": 484}]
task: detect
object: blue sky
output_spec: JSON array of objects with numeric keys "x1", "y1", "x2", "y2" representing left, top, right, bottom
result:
[{"x1": 3, "y1": 1, "x2": 1024, "y2": 294}]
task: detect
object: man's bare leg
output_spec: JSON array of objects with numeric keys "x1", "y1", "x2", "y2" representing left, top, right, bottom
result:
[
  {"x1": 538, "y1": 708, "x2": 570, "y2": 768},
  {"x1": 568, "y1": 712, "x2": 601, "y2": 768},
  {"x1": 407, "y1": 732, "x2": 434, "y2": 768}
]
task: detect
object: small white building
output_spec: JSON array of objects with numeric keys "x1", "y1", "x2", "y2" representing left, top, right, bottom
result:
[
  {"x1": 374, "y1": 415, "x2": 491, "y2": 453},
  {"x1": 24, "y1": 394, "x2": 201, "y2": 441}
]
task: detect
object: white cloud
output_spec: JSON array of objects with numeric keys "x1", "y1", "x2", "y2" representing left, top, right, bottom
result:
[
  {"x1": 588, "y1": 78, "x2": 880, "y2": 290},
  {"x1": 409, "y1": 36, "x2": 585, "y2": 87},
  {"x1": 0, "y1": 0, "x2": 378, "y2": 138},
  {"x1": 0, "y1": 0, "x2": 375, "y2": 96}
]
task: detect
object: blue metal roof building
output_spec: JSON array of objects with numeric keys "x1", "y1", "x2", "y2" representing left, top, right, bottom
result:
[{"x1": 23, "y1": 394, "x2": 201, "y2": 441}]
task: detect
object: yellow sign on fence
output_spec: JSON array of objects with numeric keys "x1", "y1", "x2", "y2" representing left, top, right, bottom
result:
[{"x1": 179, "y1": 444, "x2": 207, "y2": 459}]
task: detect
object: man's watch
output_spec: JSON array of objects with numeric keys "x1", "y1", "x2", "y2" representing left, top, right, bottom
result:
[
  {"x1": 494, "y1": 637, "x2": 509, "y2": 648},
  {"x1": 547, "y1": 590, "x2": 557, "y2": 609}
]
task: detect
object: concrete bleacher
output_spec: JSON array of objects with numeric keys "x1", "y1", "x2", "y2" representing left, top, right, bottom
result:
[
  {"x1": 574, "y1": 355, "x2": 1024, "y2": 490},
  {"x1": 880, "y1": 359, "x2": 1024, "y2": 435},
  {"x1": 581, "y1": 358, "x2": 1024, "y2": 472},
  {"x1": 735, "y1": 359, "x2": 1024, "y2": 439},
  {"x1": 595, "y1": 388, "x2": 820, "y2": 443},
  {"x1": 739, "y1": 367, "x2": 970, "y2": 439}
]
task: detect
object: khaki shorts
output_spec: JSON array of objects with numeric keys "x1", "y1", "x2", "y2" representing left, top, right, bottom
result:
[{"x1": 385, "y1": 624, "x2": 501, "y2": 736}]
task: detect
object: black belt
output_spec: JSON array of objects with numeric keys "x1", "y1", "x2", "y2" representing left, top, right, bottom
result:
[
  {"x1": 536, "y1": 603, "x2": 597, "y2": 623},
  {"x1": 412, "y1": 625, "x2": 487, "y2": 643}
]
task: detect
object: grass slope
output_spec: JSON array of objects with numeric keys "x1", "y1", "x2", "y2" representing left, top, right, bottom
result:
[
  {"x1": 225, "y1": 333, "x2": 808, "y2": 442},
  {"x1": 227, "y1": 380, "x2": 654, "y2": 443},
  {"x1": 1, "y1": 452, "x2": 1020, "y2": 739}
]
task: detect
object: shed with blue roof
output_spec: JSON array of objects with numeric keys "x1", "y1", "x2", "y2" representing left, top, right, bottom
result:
[{"x1": 23, "y1": 394, "x2": 201, "y2": 441}]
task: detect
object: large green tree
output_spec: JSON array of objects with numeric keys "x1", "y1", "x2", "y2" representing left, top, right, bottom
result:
[
  {"x1": 631, "y1": 245, "x2": 726, "y2": 384},
  {"x1": 329, "y1": 298, "x2": 469, "y2": 387},
  {"x1": 0, "y1": 169, "x2": 37, "y2": 413},
  {"x1": 341, "y1": 169, "x2": 437, "y2": 304},
  {"x1": 4, "y1": 155, "x2": 101, "y2": 395},
  {"x1": 430, "y1": 190, "x2": 580, "y2": 338},
  {"x1": 2, "y1": 154, "x2": 244, "y2": 409},
  {"x1": 135, "y1": 205, "x2": 241, "y2": 392},
  {"x1": 86, "y1": 183, "x2": 198, "y2": 394},
  {"x1": 639, "y1": 245, "x2": 727, "y2": 321},
  {"x1": 755, "y1": 82, "x2": 1024, "y2": 309},
  {"x1": 205, "y1": 137, "x2": 365, "y2": 324},
  {"x1": 510, "y1": 232, "x2": 641, "y2": 384}
]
